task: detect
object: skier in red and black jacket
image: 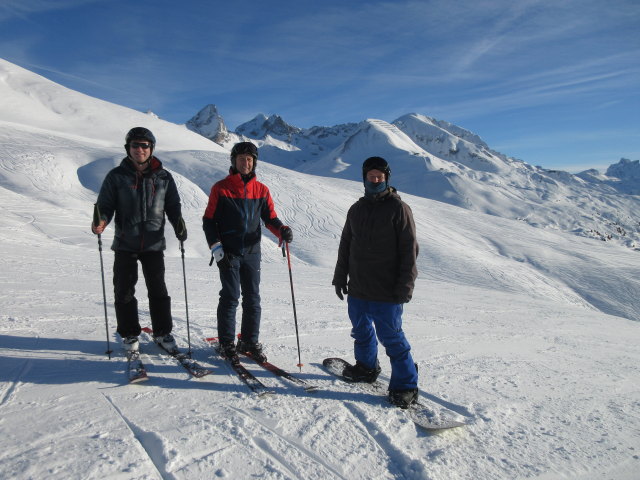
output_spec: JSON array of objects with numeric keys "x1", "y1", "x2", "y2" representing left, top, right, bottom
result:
[{"x1": 202, "y1": 142, "x2": 292, "y2": 364}]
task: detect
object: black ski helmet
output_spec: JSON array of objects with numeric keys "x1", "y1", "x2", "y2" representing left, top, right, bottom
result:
[
  {"x1": 125, "y1": 127, "x2": 156, "y2": 154},
  {"x1": 231, "y1": 141, "x2": 258, "y2": 160},
  {"x1": 230, "y1": 142, "x2": 258, "y2": 171},
  {"x1": 362, "y1": 156, "x2": 391, "y2": 181}
]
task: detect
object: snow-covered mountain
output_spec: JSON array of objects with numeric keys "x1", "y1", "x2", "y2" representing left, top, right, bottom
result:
[
  {"x1": 1, "y1": 58, "x2": 639, "y2": 480},
  {"x1": 188, "y1": 106, "x2": 640, "y2": 250},
  {"x1": 185, "y1": 104, "x2": 230, "y2": 144}
]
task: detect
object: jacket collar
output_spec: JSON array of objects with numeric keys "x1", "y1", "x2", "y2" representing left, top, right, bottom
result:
[
  {"x1": 122, "y1": 156, "x2": 162, "y2": 174},
  {"x1": 227, "y1": 167, "x2": 256, "y2": 185},
  {"x1": 362, "y1": 186, "x2": 396, "y2": 203}
]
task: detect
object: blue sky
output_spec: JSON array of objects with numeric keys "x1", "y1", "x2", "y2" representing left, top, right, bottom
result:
[{"x1": 1, "y1": 0, "x2": 638, "y2": 172}]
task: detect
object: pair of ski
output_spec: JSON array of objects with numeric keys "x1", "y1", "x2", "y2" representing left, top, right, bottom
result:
[
  {"x1": 125, "y1": 328, "x2": 213, "y2": 383},
  {"x1": 322, "y1": 358, "x2": 465, "y2": 431},
  {"x1": 125, "y1": 330, "x2": 315, "y2": 393},
  {"x1": 204, "y1": 337, "x2": 319, "y2": 395}
]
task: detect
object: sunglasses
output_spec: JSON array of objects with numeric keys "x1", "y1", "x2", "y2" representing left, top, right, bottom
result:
[{"x1": 130, "y1": 142, "x2": 151, "y2": 149}]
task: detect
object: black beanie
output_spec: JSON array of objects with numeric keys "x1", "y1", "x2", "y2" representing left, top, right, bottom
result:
[{"x1": 362, "y1": 156, "x2": 391, "y2": 181}]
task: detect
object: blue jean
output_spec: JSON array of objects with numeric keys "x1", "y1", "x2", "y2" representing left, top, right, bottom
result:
[
  {"x1": 216, "y1": 252, "x2": 261, "y2": 344},
  {"x1": 348, "y1": 296, "x2": 418, "y2": 390}
]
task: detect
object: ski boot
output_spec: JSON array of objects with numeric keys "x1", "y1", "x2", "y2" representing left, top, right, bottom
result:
[
  {"x1": 220, "y1": 341, "x2": 240, "y2": 365},
  {"x1": 237, "y1": 339, "x2": 267, "y2": 363},
  {"x1": 154, "y1": 333, "x2": 177, "y2": 352},
  {"x1": 123, "y1": 336, "x2": 139, "y2": 352}
]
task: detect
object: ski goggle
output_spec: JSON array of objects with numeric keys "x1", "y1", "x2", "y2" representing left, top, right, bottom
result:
[{"x1": 130, "y1": 142, "x2": 152, "y2": 149}]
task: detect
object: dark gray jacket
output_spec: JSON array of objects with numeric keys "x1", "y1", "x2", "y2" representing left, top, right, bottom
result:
[
  {"x1": 333, "y1": 187, "x2": 418, "y2": 303},
  {"x1": 96, "y1": 157, "x2": 182, "y2": 252}
]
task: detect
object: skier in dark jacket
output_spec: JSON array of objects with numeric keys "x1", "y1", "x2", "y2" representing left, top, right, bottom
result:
[
  {"x1": 92, "y1": 127, "x2": 187, "y2": 353},
  {"x1": 333, "y1": 156, "x2": 420, "y2": 408},
  {"x1": 202, "y1": 142, "x2": 292, "y2": 364}
]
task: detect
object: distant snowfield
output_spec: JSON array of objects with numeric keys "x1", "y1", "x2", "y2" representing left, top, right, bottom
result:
[{"x1": 0, "y1": 58, "x2": 639, "y2": 479}]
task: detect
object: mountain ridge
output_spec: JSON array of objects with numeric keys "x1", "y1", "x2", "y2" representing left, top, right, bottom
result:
[{"x1": 187, "y1": 105, "x2": 640, "y2": 250}]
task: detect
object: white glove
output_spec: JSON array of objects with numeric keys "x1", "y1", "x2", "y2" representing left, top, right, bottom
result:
[{"x1": 211, "y1": 242, "x2": 224, "y2": 263}]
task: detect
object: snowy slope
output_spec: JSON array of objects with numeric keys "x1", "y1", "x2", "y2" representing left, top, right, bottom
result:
[
  {"x1": 1, "y1": 58, "x2": 639, "y2": 480},
  {"x1": 0, "y1": 58, "x2": 225, "y2": 153}
]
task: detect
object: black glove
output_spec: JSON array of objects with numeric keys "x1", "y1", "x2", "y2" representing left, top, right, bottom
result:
[
  {"x1": 334, "y1": 283, "x2": 348, "y2": 301},
  {"x1": 175, "y1": 217, "x2": 188, "y2": 242},
  {"x1": 280, "y1": 225, "x2": 293, "y2": 243},
  {"x1": 394, "y1": 288, "x2": 412, "y2": 304}
]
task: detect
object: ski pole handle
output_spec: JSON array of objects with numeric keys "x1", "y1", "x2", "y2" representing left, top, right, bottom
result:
[{"x1": 93, "y1": 203, "x2": 101, "y2": 226}]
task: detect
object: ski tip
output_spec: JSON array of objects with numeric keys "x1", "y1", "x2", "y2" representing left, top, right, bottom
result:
[
  {"x1": 256, "y1": 389, "x2": 276, "y2": 397},
  {"x1": 129, "y1": 376, "x2": 149, "y2": 384},
  {"x1": 416, "y1": 420, "x2": 466, "y2": 431}
]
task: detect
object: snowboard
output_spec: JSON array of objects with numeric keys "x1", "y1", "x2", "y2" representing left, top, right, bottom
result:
[{"x1": 323, "y1": 357, "x2": 465, "y2": 431}]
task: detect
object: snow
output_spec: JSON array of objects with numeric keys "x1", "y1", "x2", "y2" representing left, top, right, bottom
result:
[{"x1": 1, "y1": 58, "x2": 639, "y2": 479}]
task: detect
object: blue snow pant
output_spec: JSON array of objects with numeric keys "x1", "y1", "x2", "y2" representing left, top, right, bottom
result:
[
  {"x1": 347, "y1": 296, "x2": 418, "y2": 391},
  {"x1": 216, "y1": 252, "x2": 261, "y2": 344}
]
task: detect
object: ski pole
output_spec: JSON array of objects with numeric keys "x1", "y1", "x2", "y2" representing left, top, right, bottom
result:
[
  {"x1": 179, "y1": 240, "x2": 193, "y2": 357},
  {"x1": 284, "y1": 242, "x2": 303, "y2": 371},
  {"x1": 94, "y1": 204, "x2": 113, "y2": 359}
]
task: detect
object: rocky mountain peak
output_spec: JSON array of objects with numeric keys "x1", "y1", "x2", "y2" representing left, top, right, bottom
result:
[
  {"x1": 186, "y1": 104, "x2": 229, "y2": 143},
  {"x1": 236, "y1": 113, "x2": 302, "y2": 140}
]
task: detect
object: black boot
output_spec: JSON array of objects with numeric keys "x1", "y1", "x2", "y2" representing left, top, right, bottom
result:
[
  {"x1": 237, "y1": 339, "x2": 267, "y2": 363},
  {"x1": 220, "y1": 341, "x2": 240, "y2": 365},
  {"x1": 343, "y1": 360, "x2": 381, "y2": 383},
  {"x1": 388, "y1": 388, "x2": 418, "y2": 409}
]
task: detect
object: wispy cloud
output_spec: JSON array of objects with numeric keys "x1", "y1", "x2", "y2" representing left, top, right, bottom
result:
[
  {"x1": 0, "y1": 0, "x2": 105, "y2": 22},
  {"x1": 0, "y1": 0, "x2": 638, "y2": 168}
]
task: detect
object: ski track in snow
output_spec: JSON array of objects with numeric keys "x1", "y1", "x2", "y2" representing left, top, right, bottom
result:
[
  {"x1": 0, "y1": 358, "x2": 31, "y2": 407},
  {"x1": 343, "y1": 402, "x2": 430, "y2": 479},
  {"x1": 229, "y1": 405, "x2": 347, "y2": 480},
  {"x1": 101, "y1": 393, "x2": 167, "y2": 479}
]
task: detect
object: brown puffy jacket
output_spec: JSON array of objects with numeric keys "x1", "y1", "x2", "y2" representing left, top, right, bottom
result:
[{"x1": 333, "y1": 188, "x2": 418, "y2": 303}]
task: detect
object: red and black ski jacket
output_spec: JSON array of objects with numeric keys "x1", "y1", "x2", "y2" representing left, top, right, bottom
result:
[{"x1": 202, "y1": 170, "x2": 284, "y2": 256}]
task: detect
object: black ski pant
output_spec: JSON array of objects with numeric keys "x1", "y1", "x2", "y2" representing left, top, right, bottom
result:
[
  {"x1": 113, "y1": 251, "x2": 172, "y2": 339},
  {"x1": 216, "y1": 251, "x2": 261, "y2": 345}
]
